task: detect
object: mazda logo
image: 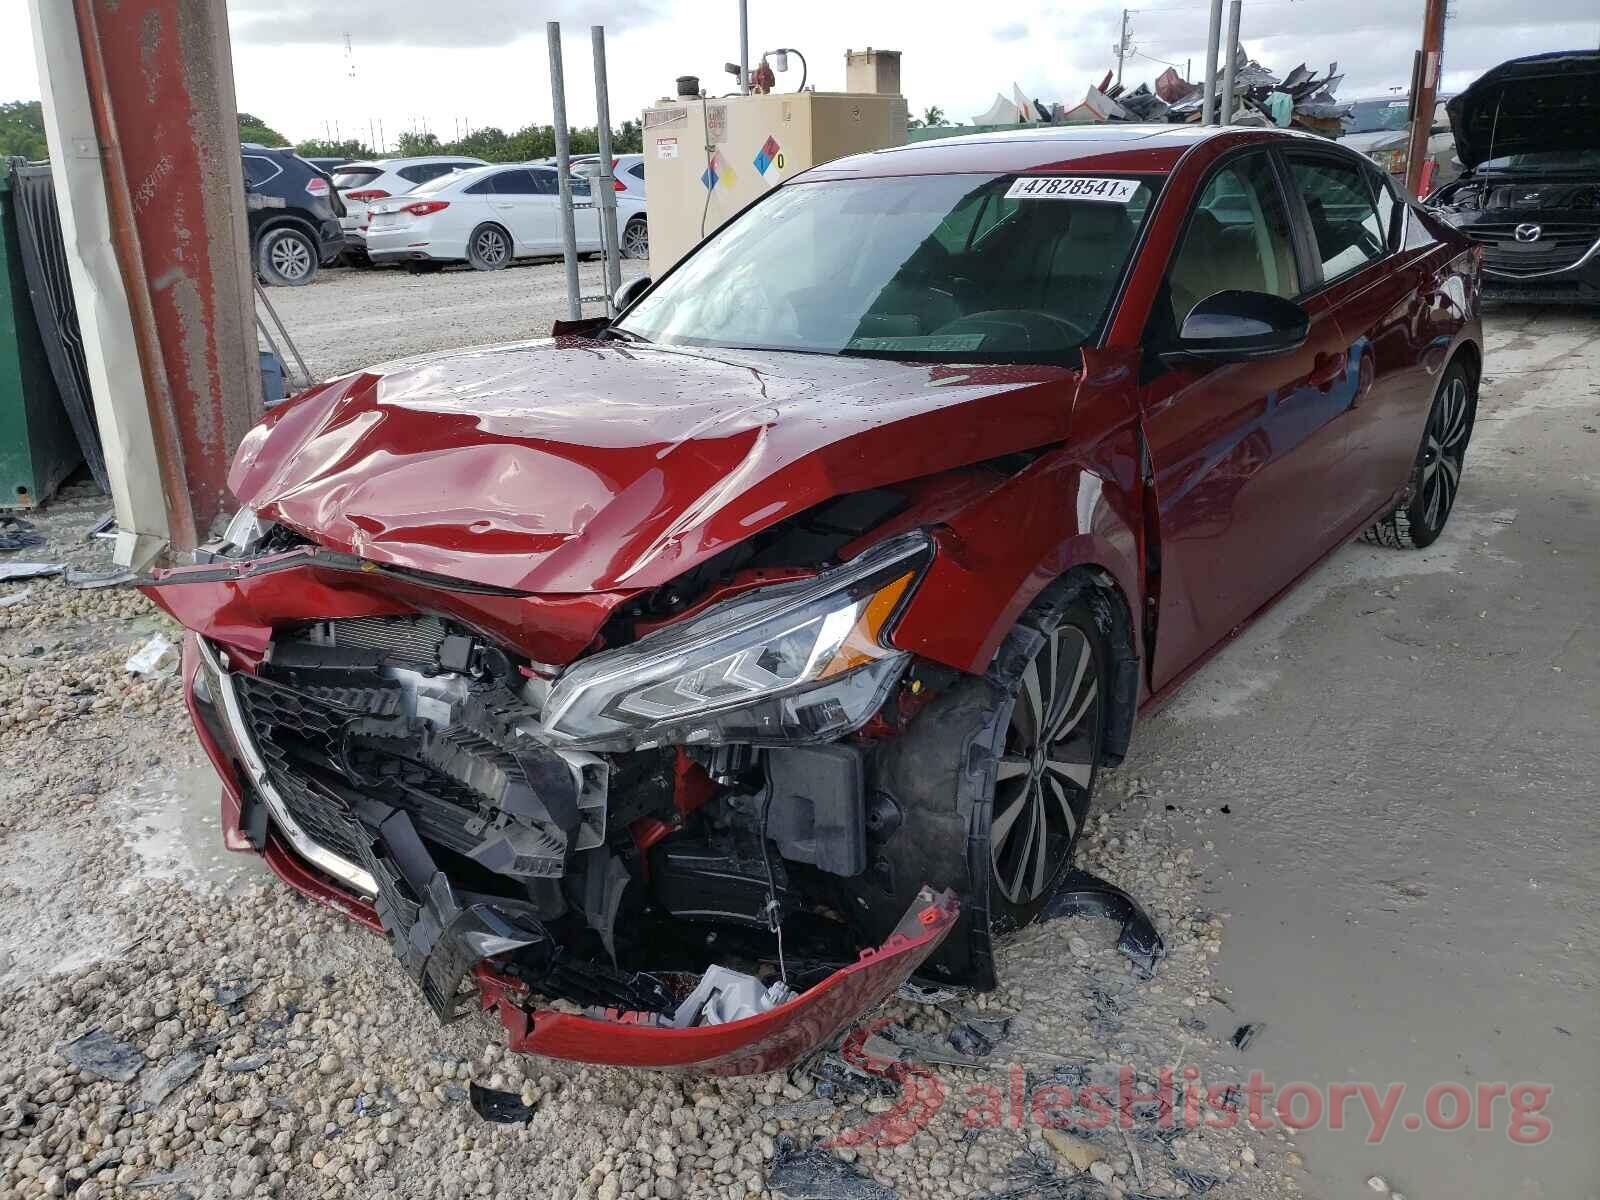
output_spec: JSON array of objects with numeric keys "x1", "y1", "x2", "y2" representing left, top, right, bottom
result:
[{"x1": 1514, "y1": 223, "x2": 1542, "y2": 243}]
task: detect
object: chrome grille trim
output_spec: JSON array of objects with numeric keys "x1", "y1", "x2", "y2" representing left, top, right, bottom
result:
[{"x1": 196, "y1": 636, "x2": 377, "y2": 896}]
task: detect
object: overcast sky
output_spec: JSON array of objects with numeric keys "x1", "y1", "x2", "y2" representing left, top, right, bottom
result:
[{"x1": 4, "y1": 0, "x2": 1598, "y2": 146}]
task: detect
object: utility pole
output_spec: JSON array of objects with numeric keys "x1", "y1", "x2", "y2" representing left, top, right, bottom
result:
[
  {"x1": 1115, "y1": 9, "x2": 1132, "y2": 86},
  {"x1": 1219, "y1": 0, "x2": 1241, "y2": 123},
  {"x1": 1201, "y1": 0, "x2": 1224, "y2": 124},
  {"x1": 1404, "y1": 0, "x2": 1448, "y2": 197},
  {"x1": 738, "y1": 0, "x2": 750, "y2": 94}
]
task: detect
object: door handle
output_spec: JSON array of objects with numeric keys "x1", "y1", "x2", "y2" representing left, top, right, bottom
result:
[{"x1": 1308, "y1": 351, "x2": 1345, "y2": 390}]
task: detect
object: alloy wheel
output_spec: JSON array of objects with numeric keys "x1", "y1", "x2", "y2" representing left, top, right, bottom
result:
[
  {"x1": 476, "y1": 229, "x2": 508, "y2": 266},
  {"x1": 270, "y1": 234, "x2": 312, "y2": 281},
  {"x1": 622, "y1": 219, "x2": 649, "y2": 259},
  {"x1": 991, "y1": 625, "x2": 1100, "y2": 904},
  {"x1": 1419, "y1": 374, "x2": 1470, "y2": 531}
]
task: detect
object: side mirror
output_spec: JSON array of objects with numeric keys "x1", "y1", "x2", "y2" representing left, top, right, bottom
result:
[
  {"x1": 1166, "y1": 290, "x2": 1309, "y2": 363},
  {"x1": 614, "y1": 275, "x2": 651, "y2": 312}
]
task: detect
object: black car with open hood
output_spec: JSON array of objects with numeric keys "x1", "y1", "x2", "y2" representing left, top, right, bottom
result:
[{"x1": 1429, "y1": 50, "x2": 1600, "y2": 305}]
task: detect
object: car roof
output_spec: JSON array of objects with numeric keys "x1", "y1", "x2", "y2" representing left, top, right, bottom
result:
[
  {"x1": 340, "y1": 156, "x2": 488, "y2": 170},
  {"x1": 807, "y1": 124, "x2": 1354, "y2": 180}
]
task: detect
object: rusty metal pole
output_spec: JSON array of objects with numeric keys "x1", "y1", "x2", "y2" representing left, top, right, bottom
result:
[
  {"x1": 41, "y1": 0, "x2": 261, "y2": 557},
  {"x1": 1405, "y1": 0, "x2": 1449, "y2": 197}
]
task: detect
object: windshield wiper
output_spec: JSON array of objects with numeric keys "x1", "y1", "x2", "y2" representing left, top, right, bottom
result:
[{"x1": 602, "y1": 325, "x2": 651, "y2": 345}]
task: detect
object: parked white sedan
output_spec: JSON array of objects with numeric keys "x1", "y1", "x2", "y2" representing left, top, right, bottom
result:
[
  {"x1": 332, "y1": 156, "x2": 488, "y2": 257},
  {"x1": 365, "y1": 164, "x2": 646, "y2": 271}
]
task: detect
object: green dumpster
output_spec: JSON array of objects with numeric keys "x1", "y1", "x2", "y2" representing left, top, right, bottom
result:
[{"x1": 0, "y1": 168, "x2": 79, "y2": 509}]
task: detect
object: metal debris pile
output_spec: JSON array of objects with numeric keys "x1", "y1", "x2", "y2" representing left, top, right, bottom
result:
[{"x1": 1065, "y1": 51, "x2": 1353, "y2": 135}]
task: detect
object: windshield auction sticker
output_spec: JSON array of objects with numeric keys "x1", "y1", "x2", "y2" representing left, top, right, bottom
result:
[{"x1": 1005, "y1": 176, "x2": 1138, "y2": 203}]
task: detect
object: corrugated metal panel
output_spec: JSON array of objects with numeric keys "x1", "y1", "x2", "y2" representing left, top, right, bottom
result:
[{"x1": 7, "y1": 158, "x2": 107, "y2": 492}]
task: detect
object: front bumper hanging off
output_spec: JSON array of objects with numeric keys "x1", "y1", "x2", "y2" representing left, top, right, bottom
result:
[{"x1": 183, "y1": 633, "x2": 960, "y2": 1074}]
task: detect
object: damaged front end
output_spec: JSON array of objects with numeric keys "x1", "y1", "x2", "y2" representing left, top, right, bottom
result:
[{"x1": 160, "y1": 522, "x2": 959, "y2": 1074}]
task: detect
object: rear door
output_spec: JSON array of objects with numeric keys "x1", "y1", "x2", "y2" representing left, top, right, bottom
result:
[
  {"x1": 1139, "y1": 149, "x2": 1358, "y2": 691},
  {"x1": 482, "y1": 169, "x2": 550, "y2": 255},
  {"x1": 1279, "y1": 149, "x2": 1426, "y2": 526}
]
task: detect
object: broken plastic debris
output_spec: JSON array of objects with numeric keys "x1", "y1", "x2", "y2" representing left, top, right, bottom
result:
[
  {"x1": 58, "y1": 1028, "x2": 144, "y2": 1083},
  {"x1": 213, "y1": 979, "x2": 261, "y2": 1008},
  {"x1": 768, "y1": 1139, "x2": 896, "y2": 1200},
  {"x1": 0, "y1": 562, "x2": 61, "y2": 582},
  {"x1": 125, "y1": 635, "x2": 179, "y2": 677},
  {"x1": 468, "y1": 1082, "x2": 536, "y2": 1124},
  {"x1": 221, "y1": 1054, "x2": 270, "y2": 1073},
  {"x1": 1172, "y1": 1166, "x2": 1224, "y2": 1194},
  {"x1": 670, "y1": 964, "x2": 797, "y2": 1028},
  {"x1": 1039, "y1": 866, "x2": 1166, "y2": 978},
  {"x1": 135, "y1": 1043, "x2": 212, "y2": 1108},
  {"x1": 64, "y1": 566, "x2": 139, "y2": 589},
  {"x1": 862, "y1": 1022, "x2": 1007, "y2": 1068},
  {"x1": 0, "y1": 517, "x2": 45, "y2": 552},
  {"x1": 0, "y1": 589, "x2": 32, "y2": 609},
  {"x1": 1231, "y1": 1022, "x2": 1264, "y2": 1051}
]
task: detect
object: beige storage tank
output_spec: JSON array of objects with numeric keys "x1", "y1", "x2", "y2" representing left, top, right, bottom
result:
[{"x1": 641, "y1": 89, "x2": 908, "y2": 277}]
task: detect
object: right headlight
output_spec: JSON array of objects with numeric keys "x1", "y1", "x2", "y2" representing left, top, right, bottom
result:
[{"x1": 541, "y1": 532, "x2": 932, "y2": 751}]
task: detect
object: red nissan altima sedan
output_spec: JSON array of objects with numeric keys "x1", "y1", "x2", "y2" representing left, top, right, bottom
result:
[{"x1": 144, "y1": 125, "x2": 1483, "y2": 1073}]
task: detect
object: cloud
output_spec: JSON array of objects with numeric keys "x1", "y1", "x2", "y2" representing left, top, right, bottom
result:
[
  {"x1": 230, "y1": 0, "x2": 664, "y2": 48},
  {"x1": 993, "y1": 23, "x2": 1029, "y2": 42}
]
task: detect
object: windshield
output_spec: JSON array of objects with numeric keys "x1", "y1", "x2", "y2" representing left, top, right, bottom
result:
[
  {"x1": 332, "y1": 166, "x2": 381, "y2": 189},
  {"x1": 411, "y1": 170, "x2": 471, "y2": 195},
  {"x1": 1477, "y1": 149, "x2": 1600, "y2": 174},
  {"x1": 617, "y1": 173, "x2": 1158, "y2": 362},
  {"x1": 1344, "y1": 99, "x2": 1411, "y2": 135}
]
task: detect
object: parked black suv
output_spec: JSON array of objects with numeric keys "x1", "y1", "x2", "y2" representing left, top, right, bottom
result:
[{"x1": 242, "y1": 145, "x2": 346, "y2": 286}]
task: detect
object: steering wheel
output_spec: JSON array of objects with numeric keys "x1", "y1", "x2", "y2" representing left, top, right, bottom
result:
[{"x1": 931, "y1": 309, "x2": 1092, "y2": 350}]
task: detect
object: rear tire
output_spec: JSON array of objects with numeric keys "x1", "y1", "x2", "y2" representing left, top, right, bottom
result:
[
  {"x1": 256, "y1": 226, "x2": 317, "y2": 287},
  {"x1": 467, "y1": 224, "x2": 512, "y2": 271},
  {"x1": 621, "y1": 216, "x2": 649, "y2": 260},
  {"x1": 1363, "y1": 362, "x2": 1475, "y2": 549}
]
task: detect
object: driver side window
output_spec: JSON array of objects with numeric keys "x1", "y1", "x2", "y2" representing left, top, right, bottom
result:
[{"x1": 1167, "y1": 153, "x2": 1300, "y2": 331}]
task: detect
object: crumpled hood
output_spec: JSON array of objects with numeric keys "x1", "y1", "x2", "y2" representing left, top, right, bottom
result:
[
  {"x1": 230, "y1": 337, "x2": 1080, "y2": 593},
  {"x1": 1448, "y1": 50, "x2": 1600, "y2": 169}
]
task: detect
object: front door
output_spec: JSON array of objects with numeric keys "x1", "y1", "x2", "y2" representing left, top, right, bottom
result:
[{"x1": 1140, "y1": 150, "x2": 1358, "y2": 691}]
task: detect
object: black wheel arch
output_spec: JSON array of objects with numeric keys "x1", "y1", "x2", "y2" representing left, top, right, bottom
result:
[{"x1": 253, "y1": 214, "x2": 322, "y2": 252}]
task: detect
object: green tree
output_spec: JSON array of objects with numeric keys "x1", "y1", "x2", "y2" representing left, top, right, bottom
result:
[
  {"x1": 394, "y1": 130, "x2": 442, "y2": 156},
  {"x1": 237, "y1": 111, "x2": 288, "y2": 145},
  {"x1": 295, "y1": 138, "x2": 373, "y2": 160},
  {"x1": 0, "y1": 101, "x2": 48, "y2": 161},
  {"x1": 614, "y1": 119, "x2": 642, "y2": 153}
]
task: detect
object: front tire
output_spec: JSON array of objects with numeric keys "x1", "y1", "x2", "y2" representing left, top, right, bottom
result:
[
  {"x1": 256, "y1": 226, "x2": 318, "y2": 287},
  {"x1": 984, "y1": 594, "x2": 1105, "y2": 929},
  {"x1": 467, "y1": 224, "x2": 512, "y2": 271},
  {"x1": 857, "y1": 579, "x2": 1108, "y2": 988},
  {"x1": 1364, "y1": 363, "x2": 1475, "y2": 549}
]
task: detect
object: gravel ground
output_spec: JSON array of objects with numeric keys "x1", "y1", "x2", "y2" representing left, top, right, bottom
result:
[
  {"x1": 0, "y1": 306, "x2": 1592, "y2": 1200},
  {"x1": 263, "y1": 258, "x2": 646, "y2": 383}
]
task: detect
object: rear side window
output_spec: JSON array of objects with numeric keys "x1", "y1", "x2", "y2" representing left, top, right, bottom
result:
[
  {"x1": 1166, "y1": 152, "x2": 1300, "y2": 329},
  {"x1": 490, "y1": 170, "x2": 538, "y2": 195},
  {"x1": 242, "y1": 155, "x2": 282, "y2": 187},
  {"x1": 332, "y1": 167, "x2": 381, "y2": 189},
  {"x1": 1286, "y1": 155, "x2": 1388, "y2": 281},
  {"x1": 627, "y1": 163, "x2": 645, "y2": 181},
  {"x1": 396, "y1": 164, "x2": 441, "y2": 184}
]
